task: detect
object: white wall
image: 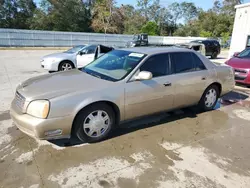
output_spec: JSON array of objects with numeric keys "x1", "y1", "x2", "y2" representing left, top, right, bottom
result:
[
  {"x1": 162, "y1": 36, "x2": 207, "y2": 45},
  {"x1": 229, "y1": 3, "x2": 250, "y2": 58}
]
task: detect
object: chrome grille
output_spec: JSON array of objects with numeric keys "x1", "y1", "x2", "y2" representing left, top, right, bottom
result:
[
  {"x1": 235, "y1": 75, "x2": 246, "y2": 81},
  {"x1": 234, "y1": 69, "x2": 247, "y2": 74},
  {"x1": 15, "y1": 91, "x2": 26, "y2": 110}
]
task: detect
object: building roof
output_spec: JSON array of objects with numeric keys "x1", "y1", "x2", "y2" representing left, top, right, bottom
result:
[{"x1": 235, "y1": 2, "x2": 250, "y2": 9}]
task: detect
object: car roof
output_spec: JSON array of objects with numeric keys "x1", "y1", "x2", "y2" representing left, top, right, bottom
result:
[{"x1": 119, "y1": 47, "x2": 194, "y2": 55}]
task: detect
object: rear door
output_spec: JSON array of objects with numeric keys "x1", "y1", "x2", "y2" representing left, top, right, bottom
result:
[
  {"x1": 205, "y1": 41, "x2": 213, "y2": 56},
  {"x1": 169, "y1": 52, "x2": 210, "y2": 108}
]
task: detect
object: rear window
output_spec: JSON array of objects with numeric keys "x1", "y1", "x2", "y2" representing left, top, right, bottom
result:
[
  {"x1": 170, "y1": 52, "x2": 206, "y2": 74},
  {"x1": 170, "y1": 52, "x2": 195, "y2": 74},
  {"x1": 192, "y1": 54, "x2": 206, "y2": 71}
]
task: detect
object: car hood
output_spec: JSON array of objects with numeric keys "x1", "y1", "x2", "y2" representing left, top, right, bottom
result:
[
  {"x1": 17, "y1": 70, "x2": 113, "y2": 100},
  {"x1": 42, "y1": 52, "x2": 75, "y2": 60},
  {"x1": 227, "y1": 57, "x2": 250, "y2": 69}
]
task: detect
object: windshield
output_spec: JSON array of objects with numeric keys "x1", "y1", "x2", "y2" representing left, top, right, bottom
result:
[
  {"x1": 237, "y1": 48, "x2": 250, "y2": 58},
  {"x1": 133, "y1": 35, "x2": 140, "y2": 41},
  {"x1": 65, "y1": 45, "x2": 86, "y2": 53},
  {"x1": 82, "y1": 50, "x2": 146, "y2": 82}
]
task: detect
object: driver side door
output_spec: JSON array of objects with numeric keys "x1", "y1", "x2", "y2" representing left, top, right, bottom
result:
[
  {"x1": 76, "y1": 45, "x2": 97, "y2": 68},
  {"x1": 124, "y1": 53, "x2": 175, "y2": 120}
]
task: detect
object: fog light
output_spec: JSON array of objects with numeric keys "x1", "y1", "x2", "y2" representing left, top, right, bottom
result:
[{"x1": 44, "y1": 129, "x2": 62, "y2": 137}]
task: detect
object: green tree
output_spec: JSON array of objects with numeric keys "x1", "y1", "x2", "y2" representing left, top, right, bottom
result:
[
  {"x1": 200, "y1": 30, "x2": 212, "y2": 37},
  {"x1": 141, "y1": 21, "x2": 158, "y2": 35},
  {"x1": 0, "y1": 0, "x2": 36, "y2": 29},
  {"x1": 91, "y1": 0, "x2": 117, "y2": 33},
  {"x1": 157, "y1": 7, "x2": 174, "y2": 36},
  {"x1": 136, "y1": 0, "x2": 152, "y2": 21},
  {"x1": 181, "y1": 2, "x2": 198, "y2": 22},
  {"x1": 173, "y1": 22, "x2": 200, "y2": 37},
  {"x1": 169, "y1": 2, "x2": 198, "y2": 28},
  {"x1": 221, "y1": 31, "x2": 230, "y2": 45},
  {"x1": 29, "y1": 0, "x2": 91, "y2": 32},
  {"x1": 121, "y1": 4, "x2": 146, "y2": 34},
  {"x1": 169, "y1": 2, "x2": 183, "y2": 28},
  {"x1": 222, "y1": 0, "x2": 243, "y2": 16}
]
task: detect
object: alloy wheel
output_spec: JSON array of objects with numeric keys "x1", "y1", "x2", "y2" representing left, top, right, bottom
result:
[{"x1": 61, "y1": 63, "x2": 73, "y2": 71}]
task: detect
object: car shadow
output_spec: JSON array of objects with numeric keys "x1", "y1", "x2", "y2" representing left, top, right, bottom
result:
[{"x1": 48, "y1": 90, "x2": 249, "y2": 147}]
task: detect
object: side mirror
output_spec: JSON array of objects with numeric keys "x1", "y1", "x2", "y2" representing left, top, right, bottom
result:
[
  {"x1": 233, "y1": 52, "x2": 239, "y2": 57},
  {"x1": 79, "y1": 51, "x2": 85, "y2": 56},
  {"x1": 134, "y1": 71, "x2": 153, "y2": 81}
]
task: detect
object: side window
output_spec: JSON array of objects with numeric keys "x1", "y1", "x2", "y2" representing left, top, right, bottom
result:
[
  {"x1": 202, "y1": 41, "x2": 208, "y2": 46},
  {"x1": 140, "y1": 54, "x2": 169, "y2": 77},
  {"x1": 192, "y1": 53, "x2": 206, "y2": 71},
  {"x1": 247, "y1": 36, "x2": 250, "y2": 48},
  {"x1": 214, "y1": 41, "x2": 219, "y2": 46},
  {"x1": 85, "y1": 45, "x2": 97, "y2": 54},
  {"x1": 170, "y1": 52, "x2": 195, "y2": 74},
  {"x1": 207, "y1": 41, "x2": 212, "y2": 46}
]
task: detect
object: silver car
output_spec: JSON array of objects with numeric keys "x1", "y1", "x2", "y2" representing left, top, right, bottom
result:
[
  {"x1": 10, "y1": 47, "x2": 235, "y2": 143},
  {"x1": 41, "y1": 44, "x2": 113, "y2": 72}
]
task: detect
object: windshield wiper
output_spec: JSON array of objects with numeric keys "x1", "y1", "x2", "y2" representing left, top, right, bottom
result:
[
  {"x1": 82, "y1": 68, "x2": 115, "y2": 81},
  {"x1": 89, "y1": 72, "x2": 101, "y2": 79},
  {"x1": 83, "y1": 69, "x2": 101, "y2": 79}
]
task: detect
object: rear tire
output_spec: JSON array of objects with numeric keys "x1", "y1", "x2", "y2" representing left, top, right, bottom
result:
[
  {"x1": 74, "y1": 104, "x2": 115, "y2": 143},
  {"x1": 211, "y1": 51, "x2": 218, "y2": 59},
  {"x1": 199, "y1": 85, "x2": 219, "y2": 111},
  {"x1": 58, "y1": 61, "x2": 74, "y2": 71}
]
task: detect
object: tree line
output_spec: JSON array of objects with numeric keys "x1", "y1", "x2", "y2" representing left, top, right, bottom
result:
[{"x1": 0, "y1": 0, "x2": 243, "y2": 42}]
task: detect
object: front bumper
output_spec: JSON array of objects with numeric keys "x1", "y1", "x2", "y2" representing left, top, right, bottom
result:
[
  {"x1": 10, "y1": 105, "x2": 74, "y2": 140},
  {"x1": 235, "y1": 75, "x2": 250, "y2": 86},
  {"x1": 41, "y1": 59, "x2": 59, "y2": 71}
]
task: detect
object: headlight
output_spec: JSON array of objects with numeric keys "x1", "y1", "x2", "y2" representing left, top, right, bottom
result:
[
  {"x1": 27, "y1": 100, "x2": 50, "y2": 119},
  {"x1": 40, "y1": 59, "x2": 44, "y2": 63},
  {"x1": 129, "y1": 42, "x2": 136, "y2": 47}
]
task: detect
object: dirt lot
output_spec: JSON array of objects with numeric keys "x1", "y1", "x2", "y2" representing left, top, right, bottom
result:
[{"x1": 1, "y1": 50, "x2": 250, "y2": 188}]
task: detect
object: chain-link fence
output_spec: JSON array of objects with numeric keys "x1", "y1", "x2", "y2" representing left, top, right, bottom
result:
[{"x1": 0, "y1": 28, "x2": 206, "y2": 47}]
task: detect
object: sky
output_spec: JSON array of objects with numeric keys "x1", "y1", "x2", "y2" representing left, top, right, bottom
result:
[
  {"x1": 116, "y1": 0, "x2": 250, "y2": 10},
  {"x1": 34, "y1": 0, "x2": 250, "y2": 10}
]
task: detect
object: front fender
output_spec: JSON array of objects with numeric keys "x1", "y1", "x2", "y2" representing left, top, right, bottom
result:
[{"x1": 73, "y1": 95, "x2": 124, "y2": 121}]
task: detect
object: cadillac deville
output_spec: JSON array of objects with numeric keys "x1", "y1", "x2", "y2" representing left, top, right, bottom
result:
[{"x1": 10, "y1": 47, "x2": 235, "y2": 143}]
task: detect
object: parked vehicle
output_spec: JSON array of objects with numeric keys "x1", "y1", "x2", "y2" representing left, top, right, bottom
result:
[
  {"x1": 175, "y1": 42, "x2": 206, "y2": 56},
  {"x1": 225, "y1": 48, "x2": 250, "y2": 86},
  {"x1": 41, "y1": 44, "x2": 114, "y2": 72},
  {"x1": 10, "y1": 47, "x2": 234, "y2": 143},
  {"x1": 126, "y1": 33, "x2": 169, "y2": 47},
  {"x1": 126, "y1": 34, "x2": 206, "y2": 55},
  {"x1": 191, "y1": 39, "x2": 221, "y2": 59}
]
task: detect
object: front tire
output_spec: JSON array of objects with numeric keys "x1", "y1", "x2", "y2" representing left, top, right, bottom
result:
[
  {"x1": 199, "y1": 85, "x2": 219, "y2": 111},
  {"x1": 59, "y1": 61, "x2": 74, "y2": 71},
  {"x1": 74, "y1": 104, "x2": 115, "y2": 143}
]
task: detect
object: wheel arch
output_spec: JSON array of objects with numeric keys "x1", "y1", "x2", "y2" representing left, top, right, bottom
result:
[
  {"x1": 201, "y1": 82, "x2": 222, "y2": 101},
  {"x1": 71, "y1": 101, "x2": 121, "y2": 136},
  {"x1": 58, "y1": 60, "x2": 75, "y2": 70},
  {"x1": 209, "y1": 82, "x2": 222, "y2": 96}
]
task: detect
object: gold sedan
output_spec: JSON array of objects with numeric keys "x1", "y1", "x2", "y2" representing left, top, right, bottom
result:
[{"x1": 10, "y1": 47, "x2": 235, "y2": 142}]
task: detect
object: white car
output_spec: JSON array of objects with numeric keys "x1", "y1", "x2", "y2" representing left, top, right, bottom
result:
[{"x1": 41, "y1": 45, "x2": 114, "y2": 72}]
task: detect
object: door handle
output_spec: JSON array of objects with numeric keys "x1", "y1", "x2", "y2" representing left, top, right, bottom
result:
[
  {"x1": 163, "y1": 82, "x2": 172, "y2": 87},
  {"x1": 202, "y1": 77, "x2": 206, "y2": 80}
]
